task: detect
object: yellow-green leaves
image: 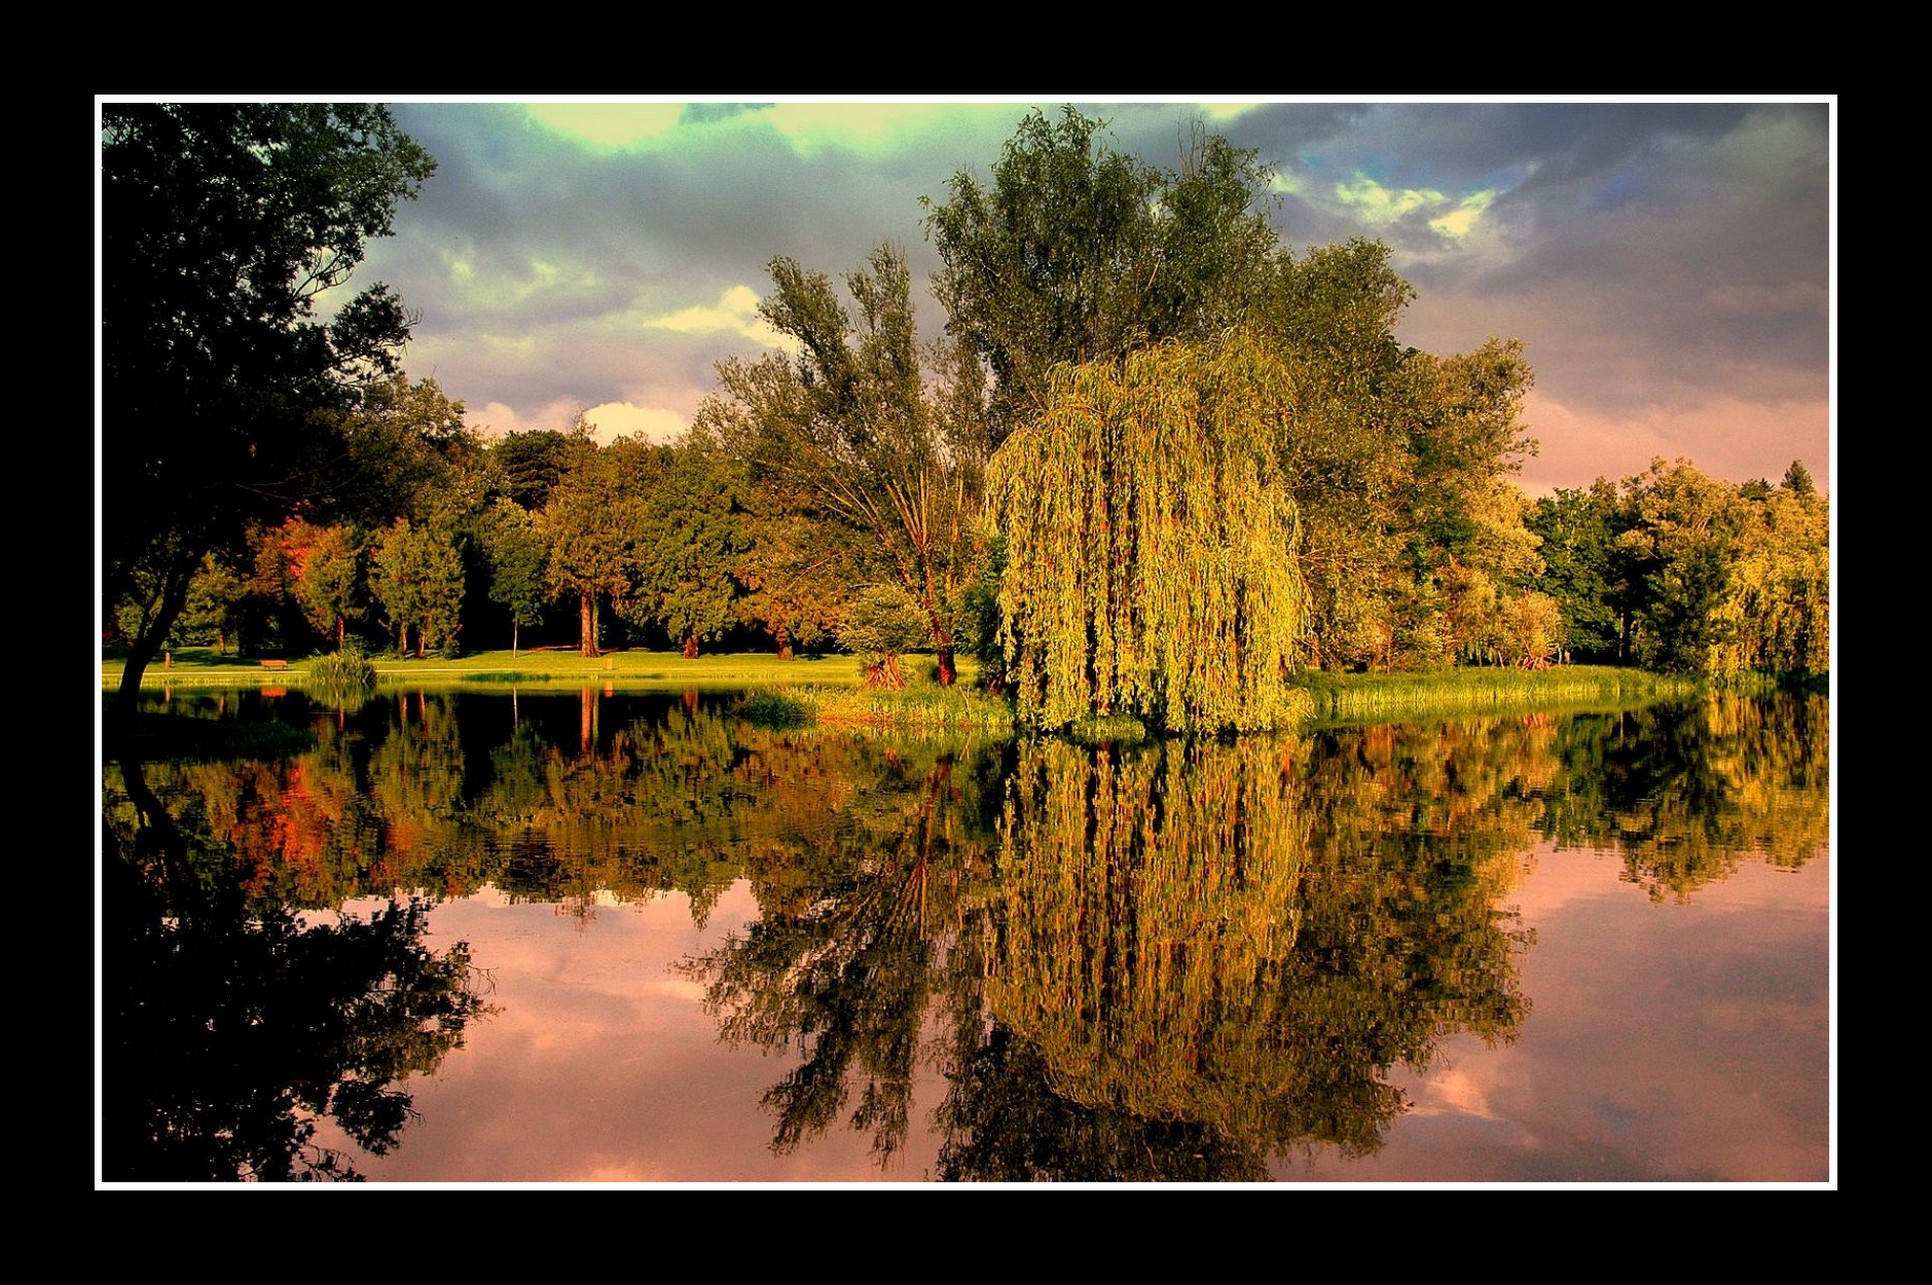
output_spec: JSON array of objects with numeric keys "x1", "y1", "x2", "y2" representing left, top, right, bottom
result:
[{"x1": 986, "y1": 331, "x2": 1310, "y2": 732}]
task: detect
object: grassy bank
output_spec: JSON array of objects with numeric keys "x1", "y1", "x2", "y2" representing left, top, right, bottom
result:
[
  {"x1": 106, "y1": 649, "x2": 1715, "y2": 734},
  {"x1": 103, "y1": 646, "x2": 914, "y2": 691},
  {"x1": 737, "y1": 682, "x2": 1014, "y2": 735},
  {"x1": 1291, "y1": 665, "x2": 1702, "y2": 725}
]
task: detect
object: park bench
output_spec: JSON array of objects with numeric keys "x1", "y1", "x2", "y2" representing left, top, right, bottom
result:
[{"x1": 260, "y1": 658, "x2": 289, "y2": 671}]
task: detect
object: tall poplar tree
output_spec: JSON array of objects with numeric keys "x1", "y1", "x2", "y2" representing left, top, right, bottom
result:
[{"x1": 694, "y1": 244, "x2": 985, "y2": 684}]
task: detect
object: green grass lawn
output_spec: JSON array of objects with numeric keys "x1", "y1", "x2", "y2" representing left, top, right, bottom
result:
[
  {"x1": 103, "y1": 647, "x2": 1701, "y2": 734},
  {"x1": 102, "y1": 646, "x2": 976, "y2": 691}
]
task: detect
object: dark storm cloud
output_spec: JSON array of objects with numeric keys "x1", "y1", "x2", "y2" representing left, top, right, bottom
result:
[
  {"x1": 348, "y1": 99, "x2": 1828, "y2": 485},
  {"x1": 1333, "y1": 102, "x2": 1754, "y2": 190},
  {"x1": 1412, "y1": 103, "x2": 1828, "y2": 417},
  {"x1": 1166, "y1": 102, "x2": 1830, "y2": 446},
  {"x1": 381, "y1": 102, "x2": 967, "y2": 320}
]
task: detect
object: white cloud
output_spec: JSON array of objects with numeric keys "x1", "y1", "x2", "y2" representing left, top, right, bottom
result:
[
  {"x1": 1428, "y1": 189, "x2": 1497, "y2": 239},
  {"x1": 583, "y1": 401, "x2": 688, "y2": 445},
  {"x1": 758, "y1": 102, "x2": 959, "y2": 149},
  {"x1": 1196, "y1": 102, "x2": 1260, "y2": 122},
  {"x1": 464, "y1": 399, "x2": 583, "y2": 438},
  {"x1": 517, "y1": 258, "x2": 598, "y2": 304},
  {"x1": 463, "y1": 397, "x2": 688, "y2": 446},
  {"x1": 1333, "y1": 173, "x2": 1446, "y2": 223},
  {"x1": 1268, "y1": 168, "x2": 1310, "y2": 197},
  {"x1": 646, "y1": 285, "x2": 799, "y2": 351},
  {"x1": 1327, "y1": 175, "x2": 1500, "y2": 242}
]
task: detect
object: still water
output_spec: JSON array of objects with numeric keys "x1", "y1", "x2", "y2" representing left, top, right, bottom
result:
[{"x1": 101, "y1": 686, "x2": 1831, "y2": 1185}]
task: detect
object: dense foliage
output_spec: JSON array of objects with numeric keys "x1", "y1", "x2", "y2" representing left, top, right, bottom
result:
[
  {"x1": 987, "y1": 333, "x2": 1311, "y2": 731},
  {"x1": 103, "y1": 104, "x2": 435, "y2": 714},
  {"x1": 1528, "y1": 458, "x2": 1830, "y2": 679},
  {"x1": 105, "y1": 104, "x2": 1829, "y2": 696},
  {"x1": 924, "y1": 108, "x2": 1279, "y2": 447}
]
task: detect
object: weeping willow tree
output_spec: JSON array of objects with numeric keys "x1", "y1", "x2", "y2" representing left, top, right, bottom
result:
[{"x1": 985, "y1": 331, "x2": 1310, "y2": 732}]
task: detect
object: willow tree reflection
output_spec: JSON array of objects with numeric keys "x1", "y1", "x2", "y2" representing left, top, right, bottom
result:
[
  {"x1": 938, "y1": 734, "x2": 1532, "y2": 1179},
  {"x1": 103, "y1": 750, "x2": 489, "y2": 1182},
  {"x1": 105, "y1": 690, "x2": 1827, "y2": 1179}
]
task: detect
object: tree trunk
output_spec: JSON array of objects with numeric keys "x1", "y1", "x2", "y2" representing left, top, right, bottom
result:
[
  {"x1": 682, "y1": 634, "x2": 699, "y2": 659},
  {"x1": 512, "y1": 620, "x2": 519, "y2": 660},
  {"x1": 112, "y1": 551, "x2": 198, "y2": 727},
  {"x1": 579, "y1": 593, "x2": 597, "y2": 658},
  {"x1": 927, "y1": 612, "x2": 957, "y2": 687},
  {"x1": 775, "y1": 624, "x2": 792, "y2": 661},
  {"x1": 864, "y1": 654, "x2": 907, "y2": 689},
  {"x1": 336, "y1": 615, "x2": 345, "y2": 649}
]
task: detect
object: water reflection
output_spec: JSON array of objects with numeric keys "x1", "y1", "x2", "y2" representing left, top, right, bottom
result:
[
  {"x1": 103, "y1": 752, "x2": 490, "y2": 1181},
  {"x1": 932, "y1": 735, "x2": 1532, "y2": 1178},
  {"x1": 685, "y1": 748, "x2": 993, "y2": 1164},
  {"x1": 1532, "y1": 695, "x2": 1829, "y2": 899},
  {"x1": 100, "y1": 688, "x2": 1828, "y2": 1182}
]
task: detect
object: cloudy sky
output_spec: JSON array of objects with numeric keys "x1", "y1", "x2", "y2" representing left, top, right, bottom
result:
[{"x1": 351, "y1": 97, "x2": 1832, "y2": 496}]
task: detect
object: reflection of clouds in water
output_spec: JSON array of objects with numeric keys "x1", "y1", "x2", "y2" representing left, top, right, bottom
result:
[
  {"x1": 1300, "y1": 848, "x2": 1829, "y2": 1184},
  {"x1": 653, "y1": 978, "x2": 709, "y2": 1001},
  {"x1": 309, "y1": 878, "x2": 904, "y2": 1182},
  {"x1": 1423, "y1": 857, "x2": 1825, "y2": 1182},
  {"x1": 122, "y1": 692, "x2": 1828, "y2": 1183},
  {"x1": 1505, "y1": 847, "x2": 1630, "y2": 918},
  {"x1": 1412, "y1": 1063, "x2": 1502, "y2": 1119}
]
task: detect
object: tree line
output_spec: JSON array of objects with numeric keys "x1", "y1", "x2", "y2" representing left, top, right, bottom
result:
[{"x1": 104, "y1": 104, "x2": 1830, "y2": 730}]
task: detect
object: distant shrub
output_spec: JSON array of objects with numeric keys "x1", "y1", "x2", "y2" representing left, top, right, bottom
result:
[
  {"x1": 794, "y1": 682, "x2": 1014, "y2": 733},
  {"x1": 306, "y1": 644, "x2": 377, "y2": 696}
]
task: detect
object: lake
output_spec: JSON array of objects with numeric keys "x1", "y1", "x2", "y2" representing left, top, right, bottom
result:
[{"x1": 101, "y1": 685, "x2": 1831, "y2": 1185}]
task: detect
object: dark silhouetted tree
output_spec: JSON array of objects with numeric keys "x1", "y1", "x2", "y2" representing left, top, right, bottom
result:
[{"x1": 103, "y1": 103, "x2": 434, "y2": 719}]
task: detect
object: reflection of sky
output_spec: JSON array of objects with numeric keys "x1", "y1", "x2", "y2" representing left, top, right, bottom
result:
[
  {"x1": 1279, "y1": 844, "x2": 1831, "y2": 1185},
  {"x1": 314, "y1": 881, "x2": 949, "y2": 1185},
  {"x1": 311, "y1": 840, "x2": 1830, "y2": 1186}
]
